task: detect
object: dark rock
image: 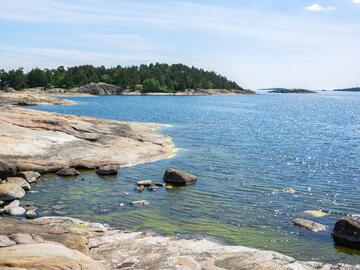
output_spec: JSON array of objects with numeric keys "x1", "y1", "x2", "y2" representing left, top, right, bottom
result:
[
  {"x1": 0, "y1": 160, "x2": 17, "y2": 180},
  {"x1": 56, "y1": 167, "x2": 80, "y2": 177},
  {"x1": 18, "y1": 171, "x2": 41, "y2": 183},
  {"x1": 154, "y1": 182, "x2": 165, "y2": 187},
  {"x1": 292, "y1": 218, "x2": 327, "y2": 232},
  {"x1": 78, "y1": 82, "x2": 123, "y2": 96},
  {"x1": 332, "y1": 218, "x2": 360, "y2": 249},
  {"x1": 96, "y1": 164, "x2": 118, "y2": 176},
  {"x1": 163, "y1": 168, "x2": 197, "y2": 185}
]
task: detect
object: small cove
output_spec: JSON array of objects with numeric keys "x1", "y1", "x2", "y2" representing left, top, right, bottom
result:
[{"x1": 27, "y1": 91, "x2": 360, "y2": 264}]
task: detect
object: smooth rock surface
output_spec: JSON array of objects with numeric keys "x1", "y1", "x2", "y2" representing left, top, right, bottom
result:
[
  {"x1": 0, "y1": 107, "x2": 173, "y2": 173},
  {"x1": 6, "y1": 206, "x2": 26, "y2": 216},
  {"x1": 0, "y1": 183, "x2": 25, "y2": 201},
  {"x1": 292, "y1": 218, "x2": 327, "y2": 232},
  {"x1": 6, "y1": 177, "x2": 30, "y2": 191},
  {"x1": 163, "y1": 168, "x2": 197, "y2": 185},
  {"x1": 0, "y1": 217, "x2": 357, "y2": 270},
  {"x1": 136, "y1": 180, "x2": 152, "y2": 186},
  {"x1": 332, "y1": 218, "x2": 360, "y2": 249}
]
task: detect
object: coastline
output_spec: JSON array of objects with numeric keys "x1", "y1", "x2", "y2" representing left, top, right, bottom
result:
[{"x1": 0, "y1": 92, "x2": 359, "y2": 269}]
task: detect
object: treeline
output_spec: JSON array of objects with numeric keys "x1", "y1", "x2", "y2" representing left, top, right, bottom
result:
[{"x1": 0, "y1": 63, "x2": 242, "y2": 92}]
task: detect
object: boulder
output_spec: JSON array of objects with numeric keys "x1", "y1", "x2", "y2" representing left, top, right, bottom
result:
[
  {"x1": 332, "y1": 218, "x2": 360, "y2": 249},
  {"x1": 56, "y1": 167, "x2": 80, "y2": 177},
  {"x1": 0, "y1": 160, "x2": 17, "y2": 180},
  {"x1": 6, "y1": 177, "x2": 31, "y2": 191},
  {"x1": 4, "y1": 200, "x2": 20, "y2": 211},
  {"x1": 25, "y1": 209, "x2": 37, "y2": 219},
  {"x1": 96, "y1": 165, "x2": 118, "y2": 176},
  {"x1": 155, "y1": 182, "x2": 165, "y2": 187},
  {"x1": 18, "y1": 171, "x2": 41, "y2": 183},
  {"x1": 6, "y1": 206, "x2": 26, "y2": 216},
  {"x1": 292, "y1": 218, "x2": 327, "y2": 232},
  {"x1": 163, "y1": 168, "x2": 197, "y2": 185},
  {"x1": 137, "y1": 180, "x2": 152, "y2": 186},
  {"x1": 0, "y1": 183, "x2": 25, "y2": 201},
  {"x1": 78, "y1": 82, "x2": 123, "y2": 95}
]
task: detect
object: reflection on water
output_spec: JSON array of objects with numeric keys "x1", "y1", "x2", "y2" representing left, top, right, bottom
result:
[{"x1": 27, "y1": 91, "x2": 360, "y2": 264}]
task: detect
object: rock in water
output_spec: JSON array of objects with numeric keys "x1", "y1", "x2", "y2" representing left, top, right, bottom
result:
[
  {"x1": 96, "y1": 165, "x2": 118, "y2": 176},
  {"x1": 56, "y1": 167, "x2": 80, "y2": 177},
  {"x1": 163, "y1": 168, "x2": 197, "y2": 185},
  {"x1": 137, "y1": 180, "x2": 152, "y2": 186},
  {"x1": 332, "y1": 218, "x2": 360, "y2": 249},
  {"x1": 18, "y1": 171, "x2": 41, "y2": 183},
  {"x1": 6, "y1": 177, "x2": 31, "y2": 191},
  {"x1": 304, "y1": 210, "x2": 328, "y2": 218},
  {"x1": 135, "y1": 185, "x2": 144, "y2": 192},
  {"x1": 0, "y1": 160, "x2": 17, "y2": 179},
  {"x1": 0, "y1": 183, "x2": 25, "y2": 201},
  {"x1": 6, "y1": 206, "x2": 26, "y2": 216},
  {"x1": 25, "y1": 209, "x2": 37, "y2": 219},
  {"x1": 130, "y1": 200, "x2": 149, "y2": 207},
  {"x1": 292, "y1": 218, "x2": 327, "y2": 232}
]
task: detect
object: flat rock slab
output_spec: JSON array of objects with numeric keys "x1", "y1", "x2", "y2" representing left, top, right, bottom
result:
[
  {"x1": 0, "y1": 217, "x2": 357, "y2": 270},
  {"x1": 0, "y1": 107, "x2": 173, "y2": 173},
  {"x1": 293, "y1": 218, "x2": 327, "y2": 232}
]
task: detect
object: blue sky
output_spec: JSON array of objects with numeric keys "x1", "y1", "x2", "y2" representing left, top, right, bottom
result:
[{"x1": 0, "y1": 0, "x2": 359, "y2": 89}]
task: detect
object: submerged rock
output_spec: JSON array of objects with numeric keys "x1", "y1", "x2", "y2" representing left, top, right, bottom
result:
[
  {"x1": 135, "y1": 185, "x2": 145, "y2": 192},
  {"x1": 96, "y1": 164, "x2": 118, "y2": 176},
  {"x1": 292, "y1": 218, "x2": 327, "y2": 232},
  {"x1": 304, "y1": 210, "x2": 328, "y2": 218},
  {"x1": 283, "y1": 187, "x2": 296, "y2": 194},
  {"x1": 0, "y1": 183, "x2": 25, "y2": 201},
  {"x1": 56, "y1": 167, "x2": 80, "y2": 177},
  {"x1": 332, "y1": 218, "x2": 360, "y2": 249},
  {"x1": 147, "y1": 185, "x2": 159, "y2": 192},
  {"x1": 130, "y1": 200, "x2": 149, "y2": 207},
  {"x1": 137, "y1": 180, "x2": 152, "y2": 186},
  {"x1": 6, "y1": 177, "x2": 31, "y2": 191},
  {"x1": 163, "y1": 168, "x2": 197, "y2": 185},
  {"x1": 18, "y1": 171, "x2": 41, "y2": 183},
  {"x1": 155, "y1": 182, "x2": 165, "y2": 187}
]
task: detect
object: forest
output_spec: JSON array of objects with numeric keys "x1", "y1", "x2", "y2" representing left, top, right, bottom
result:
[{"x1": 0, "y1": 63, "x2": 242, "y2": 92}]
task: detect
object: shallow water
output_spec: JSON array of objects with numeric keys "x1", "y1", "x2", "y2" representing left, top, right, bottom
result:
[{"x1": 28, "y1": 91, "x2": 360, "y2": 264}]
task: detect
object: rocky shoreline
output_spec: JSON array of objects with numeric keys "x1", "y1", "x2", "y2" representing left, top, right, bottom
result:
[{"x1": 0, "y1": 91, "x2": 359, "y2": 269}]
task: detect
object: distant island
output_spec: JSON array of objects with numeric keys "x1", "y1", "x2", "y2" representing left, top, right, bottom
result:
[
  {"x1": 0, "y1": 63, "x2": 254, "y2": 95},
  {"x1": 269, "y1": 89, "x2": 317, "y2": 94},
  {"x1": 333, "y1": 87, "x2": 360, "y2": 92}
]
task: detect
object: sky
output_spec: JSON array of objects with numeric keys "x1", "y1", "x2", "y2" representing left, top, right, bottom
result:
[{"x1": 0, "y1": 0, "x2": 359, "y2": 89}]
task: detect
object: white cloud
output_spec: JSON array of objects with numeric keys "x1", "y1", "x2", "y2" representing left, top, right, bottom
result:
[
  {"x1": 353, "y1": 0, "x2": 360, "y2": 4},
  {"x1": 305, "y1": 4, "x2": 335, "y2": 12}
]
